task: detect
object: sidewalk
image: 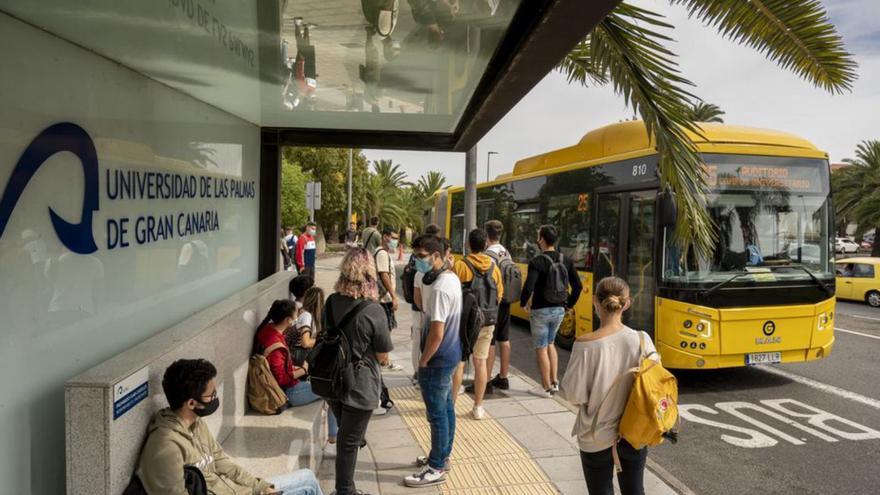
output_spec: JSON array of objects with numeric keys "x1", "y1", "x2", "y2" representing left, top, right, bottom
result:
[{"x1": 311, "y1": 257, "x2": 681, "y2": 495}]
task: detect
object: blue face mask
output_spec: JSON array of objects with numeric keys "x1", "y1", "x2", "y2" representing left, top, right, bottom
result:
[{"x1": 415, "y1": 256, "x2": 433, "y2": 274}]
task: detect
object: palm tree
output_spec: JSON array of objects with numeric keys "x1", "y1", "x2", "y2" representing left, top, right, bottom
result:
[
  {"x1": 415, "y1": 171, "x2": 447, "y2": 200},
  {"x1": 559, "y1": 1, "x2": 857, "y2": 256},
  {"x1": 833, "y1": 141, "x2": 880, "y2": 256},
  {"x1": 366, "y1": 159, "x2": 414, "y2": 227},
  {"x1": 687, "y1": 101, "x2": 725, "y2": 123},
  {"x1": 372, "y1": 159, "x2": 409, "y2": 190}
]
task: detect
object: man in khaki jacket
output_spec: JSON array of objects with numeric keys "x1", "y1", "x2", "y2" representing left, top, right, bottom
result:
[{"x1": 137, "y1": 358, "x2": 322, "y2": 494}]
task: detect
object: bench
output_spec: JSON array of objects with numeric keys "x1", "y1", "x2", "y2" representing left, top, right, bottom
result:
[{"x1": 65, "y1": 270, "x2": 330, "y2": 495}]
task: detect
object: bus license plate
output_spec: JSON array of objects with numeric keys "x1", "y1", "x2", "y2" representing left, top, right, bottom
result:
[{"x1": 746, "y1": 352, "x2": 782, "y2": 365}]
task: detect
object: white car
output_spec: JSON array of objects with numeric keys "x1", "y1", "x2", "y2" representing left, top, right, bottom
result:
[{"x1": 836, "y1": 237, "x2": 859, "y2": 254}]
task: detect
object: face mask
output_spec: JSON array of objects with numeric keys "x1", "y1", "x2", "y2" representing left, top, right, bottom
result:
[
  {"x1": 388, "y1": 239, "x2": 399, "y2": 251},
  {"x1": 294, "y1": 300, "x2": 303, "y2": 310},
  {"x1": 415, "y1": 257, "x2": 433, "y2": 274},
  {"x1": 194, "y1": 397, "x2": 220, "y2": 417},
  {"x1": 308, "y1": 229, "x2": 316, "y2": 236}
]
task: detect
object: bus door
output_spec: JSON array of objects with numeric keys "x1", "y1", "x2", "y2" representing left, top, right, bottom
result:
[{"x1": 594, "y1": 189, "x2": 657, "y2": 334}]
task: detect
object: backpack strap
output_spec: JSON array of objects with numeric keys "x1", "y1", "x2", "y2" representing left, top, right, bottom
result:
[
  {"x1": 262, "y1": 341, "x2": 287, "y2": 357},
  {"x1": 462, "y1": 257, "x2": 485, "y2": 279},
  {"x1": 363, "y1": 230, "x2": 377, "y2": 250}
]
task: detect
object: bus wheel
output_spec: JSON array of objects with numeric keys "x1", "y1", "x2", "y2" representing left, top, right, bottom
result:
[{"x1": 867, "y1": 291, "x2": 880, "y2": 308}]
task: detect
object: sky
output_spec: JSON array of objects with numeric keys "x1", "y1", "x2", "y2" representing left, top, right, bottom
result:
[{"x1": 363, "y1": 0, "x2": 880, "y2": 188}]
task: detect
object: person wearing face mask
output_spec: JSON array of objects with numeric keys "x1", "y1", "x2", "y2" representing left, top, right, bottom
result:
[
  {"x1": 255, "y1": 300, "x2": 323, "y2": 407},
  {"x1": 404, "y1": 234, "x2": 462, "y2": 488},
  {"x1": 375, "y1": 227, "x2": 400, "y2": 332},
  {"x1": 295, "y1": 222, "x2": 319, "y2": 277},
  {"x1": 136, "y1": 358, "x2": 323, "y2": 494}
]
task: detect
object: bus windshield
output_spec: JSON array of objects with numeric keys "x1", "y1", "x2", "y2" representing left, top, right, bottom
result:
[{"x1": 663, "y1": 155, "x2": 834, "y2": 284}]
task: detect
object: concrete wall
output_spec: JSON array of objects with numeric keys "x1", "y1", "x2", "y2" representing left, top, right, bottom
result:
[
  {"x1": 0, "y1": 11, "x2": 261, "y2": 494},
  {"x1": 66, "y1": 271, "x2": 292, "y2": 495}
]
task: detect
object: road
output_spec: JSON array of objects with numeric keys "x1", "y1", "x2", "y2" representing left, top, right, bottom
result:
[{"x1": 506, "y1": 300, "x2": 880, "y2": 495}]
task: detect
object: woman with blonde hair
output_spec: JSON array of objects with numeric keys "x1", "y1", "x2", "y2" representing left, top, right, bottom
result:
[
  {"x1": 560, "y1": 276, "x2": 658, "y2": 495},
  {"x1": 323, "y1": 247, "x2": 393, "y2": 495}
]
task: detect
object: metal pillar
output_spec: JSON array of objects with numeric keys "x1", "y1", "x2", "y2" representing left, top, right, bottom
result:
[
  {"x1": 258, "y1": 129, "x2": 282, "y2": 280},
  {"x1": 346, "y1": 148, "x2": 353, "y2": 225},
  {"x1": 464, "y1": 145, "x2": 478, "y2": 253}
]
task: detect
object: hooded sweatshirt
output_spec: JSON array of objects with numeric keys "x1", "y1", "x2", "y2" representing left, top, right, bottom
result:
[
  {"x1": 137, "y1": 409, "x2": 272, "y2": 495},
  {"x1": 452, "y1": 253, "x2": 504, "y2": 303}
]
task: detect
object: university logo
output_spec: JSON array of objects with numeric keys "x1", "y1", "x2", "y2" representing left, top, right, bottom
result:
[{"x1": 0, "y1": 123, "x2": 99, "y2": 254}]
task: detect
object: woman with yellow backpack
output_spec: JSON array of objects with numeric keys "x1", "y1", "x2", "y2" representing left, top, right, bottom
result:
[{"x1": 560, "y1": 277, "x2": 678, "y2": 495}]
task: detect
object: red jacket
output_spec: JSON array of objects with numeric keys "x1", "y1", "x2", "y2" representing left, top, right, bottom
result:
[
  {"x1": 255, "y1": 324, "x2": 299, "y2": 389},
  {"x1": 295, "y1": 233, "x2": 315, "y2": 269}
]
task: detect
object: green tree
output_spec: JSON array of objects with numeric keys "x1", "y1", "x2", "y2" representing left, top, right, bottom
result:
[
  {"x1": 365, "y1": 159, "x2": 411, "y2": 227},
  {"x1": 559, "y1": 1, "x2": 857, "y2": 256},
  {"x1": 833, "y1": 141, "x2": 880, "y2": 256},
  {"x1": 280, "y1": 160, "x2": 309, "y2": 229},
  {"x1": 687, "y1": 101, "x2": 725, "y2": 123},
  {"x1": 415, "y1": 171, "x2": 447, "y2": 200},
  {"x1": 282, "y1": 147, "x2": 370, "y2": 240}
]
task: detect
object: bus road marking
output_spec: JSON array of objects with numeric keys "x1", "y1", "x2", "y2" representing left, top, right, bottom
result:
[
  {"x1": 680, "y1": 399, "x2": 880, "y2": 448},
  {"x1": 848, "y1": 314, "x2": 880, "y2": 323},
  {"x1": 759, "y1": 366, "x2": 880, "y2": 410},
  {"x1": 835, "y1": 327, "x2": 880, "y2": 341}
]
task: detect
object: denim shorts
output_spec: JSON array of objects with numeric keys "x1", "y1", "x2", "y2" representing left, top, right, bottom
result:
[{"x1": 529, "y1": 307, "x2": 565, "y2": 348}]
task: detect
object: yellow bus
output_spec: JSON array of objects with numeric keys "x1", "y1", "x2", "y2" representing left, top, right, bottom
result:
[{"x1": 427, "y1": 121, "x2": 836, "y2": 369}]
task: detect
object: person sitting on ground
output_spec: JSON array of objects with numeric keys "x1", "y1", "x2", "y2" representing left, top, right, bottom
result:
[
  {"x1": 136, "y1": 358, "x2": 323, "y2": 494},
  {"x1": 560, "y1": 277, "x2": 657, "y2": 495},
  {"x1": 453, "y1": 228, "x2": 504, "y2": 420},
  {"x1": 255, "y1": 300, "x2": 323, "y2": 407},
  {"x1": 323, "y1": 247, "x2": 393, "y2": 495}
]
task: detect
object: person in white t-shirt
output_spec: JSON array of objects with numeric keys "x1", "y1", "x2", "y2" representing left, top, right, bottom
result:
[
  {"x1": 410, "y1": 224, "x2": 441, "y2": 382},
  {"x1": 376, "y1": 226, "x2": 404, "y2": 372},
  {"x1": 560, "y1": 276, "x2": 658, "y2": 495},
  {"x1": 483, "y1": 220, "x2": 512, "y2": 393}
]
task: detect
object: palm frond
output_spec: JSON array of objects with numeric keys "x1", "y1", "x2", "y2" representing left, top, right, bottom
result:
[
  {"x1": 591, "y1": 3, "x2": 716, "y2": 255},
  {"x1": 673, "y1": 0, "x2": 858, "y2": 93},
  {"x1": 687, "y1": 101, "x2": 725, "y2": 123},
  {"x1": 557, "y1": 35, "x2": 610, "y2": 87}
]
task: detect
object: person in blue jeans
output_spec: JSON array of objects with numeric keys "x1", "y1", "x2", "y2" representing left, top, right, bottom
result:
[
  {"x1": 404, "y1": 234, "x2": 462, "y2": 488},
  {"x1": 520, "y1": 225, "x2": 582, "y2": 398}
]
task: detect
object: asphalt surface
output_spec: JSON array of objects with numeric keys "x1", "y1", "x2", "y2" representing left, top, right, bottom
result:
[{"x1": 506, "y1": 300, "x2": 880, "y2": 495}]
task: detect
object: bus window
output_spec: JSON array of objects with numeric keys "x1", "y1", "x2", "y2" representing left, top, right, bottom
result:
[
  {"x1": 509, "y1": 206, "x2": 541, "y2": 263},
  {"x1": 544, "y1": 193, "x2": 591, "y2": 270}
]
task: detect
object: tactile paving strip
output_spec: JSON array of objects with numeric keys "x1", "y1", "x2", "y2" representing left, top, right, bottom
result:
[{"x1": 390, "y1": 386, "x2": 559, "y2": 494}]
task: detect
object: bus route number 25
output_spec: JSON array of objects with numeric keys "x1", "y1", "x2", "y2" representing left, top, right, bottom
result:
[{"x1": 632, "y1": 163, "x2": 648, "y2": 177}]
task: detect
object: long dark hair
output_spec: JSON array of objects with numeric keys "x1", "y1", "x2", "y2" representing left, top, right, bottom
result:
[{"x1": 254, "y1": 299, "x2": 297, "y2": 354}]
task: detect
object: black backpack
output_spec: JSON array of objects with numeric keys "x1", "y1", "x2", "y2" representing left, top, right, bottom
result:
[
  {"x1": 541, "y1": 252, "x2": 569, "y2": 304},
  {"x1": 402, "y1": 255, "x2": 417, "y2": 305},
  {"x1": 462, "y1": 258, "x2": 499, "y2": 326},
  {"x1": 123, "y1": 465, "x2": 208, "y2": 495},
  {"x1": 487, "y1": 249, "x2": 522, "y2": 305},
  {"x1": 306, "y1": 299, "x2": 370, "y2": 400},
  {"x1": 459, "y1": 289, "x2": 484, "y2": 360}
]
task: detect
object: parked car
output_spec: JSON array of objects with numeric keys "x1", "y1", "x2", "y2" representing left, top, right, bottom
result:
[
  {"x1": 836, "y1": 237, "x2": 859, "y2": 253},
  {"x1": 835, "y1": 257, "x2": 880, "y2": 307},
  {"x1": 860, "y1": 240, "x2": 873, "y2": 251},
  {"x1": 787, "y1": 243, "x2": 821, "y2": 266}
]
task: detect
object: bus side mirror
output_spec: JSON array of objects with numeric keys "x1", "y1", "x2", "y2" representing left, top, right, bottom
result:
[{"x1": 659, "y1": 190, "x2": 677, "y2": 228}]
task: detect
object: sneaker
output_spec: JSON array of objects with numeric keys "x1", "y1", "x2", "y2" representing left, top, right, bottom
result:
[
  {"x1": 550, "y1": 382, "x2": 560, "y2": 394},
  {"x1": 415, "y1": 456, "x2": 451, "y2": 471},
  {"x1": 324, "y1": 442, "x2": 337, "y2": 458},
  {"x1": 458, "y1": 385, "x2": 466, "y2": 396},
  {"x1": 373, "y1": 406, "x2": 388, "y2": 416},
  {"x1": 528, "y1": 386, "x2": 552, "y2": 398},
  {"x1": 410, "y1": 371, "x2": 419, "y2": 384},
  {"x1": 472, "y1": 405, "x2": 486, "y2": 420},
  {"x1": 404, "y1": 466, "x2": 447, "y2": 487},
  {"x1": 489, "y1": 374, "x2": 510, "y2": 390},
  {"x1": 381, "y1": 361, "x2": 404, "y2": 372}
]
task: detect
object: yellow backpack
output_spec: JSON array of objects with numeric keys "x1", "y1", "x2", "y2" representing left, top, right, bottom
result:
[
  {"x1": 592, "y1": 332, "x2": 679, "y2": 470},
  {"x1": 247, "y1": 342, "x2": 290, "y2": 415}
]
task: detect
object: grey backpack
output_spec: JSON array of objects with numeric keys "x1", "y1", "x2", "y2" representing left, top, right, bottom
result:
[
  {"x1": 541, "y1": 253, "x2": 569, "y2": 304},
  {"x1": 487, "y1": 250, "x2": 522, "y2": 305}
]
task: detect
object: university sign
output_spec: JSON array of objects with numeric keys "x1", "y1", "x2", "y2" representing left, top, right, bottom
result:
[{"x1": 0, "y1": 123, "x2": 255, "y2": 253}]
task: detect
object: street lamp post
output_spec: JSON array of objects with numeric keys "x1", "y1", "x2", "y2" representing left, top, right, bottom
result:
[{"x1": 487, "y1": 151, "x2": 499, "y2": 182}]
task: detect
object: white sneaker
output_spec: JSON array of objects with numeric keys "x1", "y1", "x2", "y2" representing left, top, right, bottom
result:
[
  {"x1": 472, "y1": 405, "x2": 486, "y2": 420},
  {"x1": 529, "y1": 386, "x2": 552, "y2": 398},
  {"x1": 403, "y1": 466, "x2": 447, "y2": 487},
  {"x1": 372, "y1": 406, "x2": 388, "y2": 416},
  {"x1": 550, "y1": 382, "x2": 560, "y2": 394},
  {"x1": 324, "y1": 442, "x2": 337, "y2": 458},
  {"x1": 458, "y1": 385, "x2": 466, "y2": 396}
]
